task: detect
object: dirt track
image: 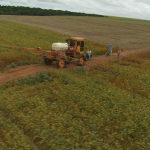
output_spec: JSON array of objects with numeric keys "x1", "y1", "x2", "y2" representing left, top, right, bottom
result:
[{"x1": 0, "y1": 47, "x2": 149, "y2": 84}]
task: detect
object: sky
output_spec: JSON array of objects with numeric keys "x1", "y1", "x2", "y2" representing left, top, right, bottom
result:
[{"x1": 0, "y1": 0, "x2": 150, "y2": 20}]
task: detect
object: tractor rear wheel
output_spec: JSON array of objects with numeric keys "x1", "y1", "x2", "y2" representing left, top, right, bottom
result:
[
  {"x1": 44, "y1": 58, "x2": 53, "y2": 65},
  {"x1": 78, "y1": 55, "x2": 85, "y2": 66},
  {"x1": 57, "y1": 58, "x2": 66, "y2": 68}
]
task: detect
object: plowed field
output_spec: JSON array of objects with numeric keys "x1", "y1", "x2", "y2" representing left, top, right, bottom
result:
[{"x1": 0, "y1": 15, "x2": 150, "y2": 49}]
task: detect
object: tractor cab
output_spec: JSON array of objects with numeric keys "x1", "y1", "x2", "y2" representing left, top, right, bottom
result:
[
  {"x1": 66, "y1": 37, "x2": 85, "y2": 55},
  {"x1": 42, "y1": 37, "x2": 87, "y2": 68}
]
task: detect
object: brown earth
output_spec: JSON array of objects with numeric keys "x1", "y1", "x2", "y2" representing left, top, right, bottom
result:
[
  {"x1": 0, "y1": 47, "x2": 149, "y2": 84},
  {"x1": 0, "y1": 15, "x2": 150, "y2": 50}
]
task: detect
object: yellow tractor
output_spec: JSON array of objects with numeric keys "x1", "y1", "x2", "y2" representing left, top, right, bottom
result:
[{"x1": 43, "y1": 37, "x2": 87, "y2": 68}]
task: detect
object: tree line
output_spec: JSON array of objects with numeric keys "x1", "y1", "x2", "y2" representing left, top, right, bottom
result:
[{"x1": 0, "y1": 5, "x2": 104, "y2": 17}]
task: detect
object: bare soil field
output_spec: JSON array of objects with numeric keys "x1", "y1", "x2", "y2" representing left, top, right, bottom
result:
[{"x1": 0, "y1": 15, "x2": 150, "y2": 49}]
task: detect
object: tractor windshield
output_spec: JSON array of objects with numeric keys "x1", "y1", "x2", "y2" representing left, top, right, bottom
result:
[{"x1": 70, "y1": 40, "x2": 76, "y2": 47}]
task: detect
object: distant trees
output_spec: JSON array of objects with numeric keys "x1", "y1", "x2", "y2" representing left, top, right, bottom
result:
[{"x1": 0, "y1": 5, "x2": 104, "y2": 17}]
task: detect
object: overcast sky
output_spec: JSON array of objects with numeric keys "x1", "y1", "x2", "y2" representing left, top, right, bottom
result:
[{"x1": 0, "y1": 0, "x2": 150, "y2": 20}]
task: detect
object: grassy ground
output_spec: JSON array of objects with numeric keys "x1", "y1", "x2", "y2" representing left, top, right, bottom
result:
[
  {"x1": 0, "y1": 52, "x2": 150, "y2": 149},
  {"x1": 0, "y1": 18, "x2": 150, "y2": 150}
]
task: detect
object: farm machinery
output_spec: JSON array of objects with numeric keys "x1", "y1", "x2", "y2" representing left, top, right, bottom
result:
[{"x1": 42, "y1": 37, "x2": 87, "y2": 68}]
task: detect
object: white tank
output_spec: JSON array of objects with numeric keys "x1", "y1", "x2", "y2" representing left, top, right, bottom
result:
[{"x1": 52, "y1": 43, "x2": 68, "y2": 51}]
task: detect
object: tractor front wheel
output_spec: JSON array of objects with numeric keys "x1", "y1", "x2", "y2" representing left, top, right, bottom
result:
[
  {"x1": 57, "y1": 58, "x2": 66, "y2": 68},
  {"x1": 44, "y1": 58, "x2": 53, "y2": 65},
  {"x1": 78, "y1": 55, "x2": 85, "y2": 66}
]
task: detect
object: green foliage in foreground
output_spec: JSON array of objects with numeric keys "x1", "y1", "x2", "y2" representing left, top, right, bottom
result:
[{"x1": 0, "y1": 52, "x2": 150, "y2": 149}]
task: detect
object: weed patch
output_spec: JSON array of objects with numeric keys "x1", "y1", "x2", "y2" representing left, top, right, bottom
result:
[
  {"x1": 18, "y1": 60, "x2": 31, "y2": 65},
  {"x1": 11, "y1": 63, "x2": 17, "y2": 68},
  {"x1": 72, "y1": 67, "x2": 87, "y2": 75}
]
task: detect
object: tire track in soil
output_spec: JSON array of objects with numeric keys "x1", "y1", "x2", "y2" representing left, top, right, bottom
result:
[{"x1": 0, "y1": 47, "x2": 150, "y2": 84}]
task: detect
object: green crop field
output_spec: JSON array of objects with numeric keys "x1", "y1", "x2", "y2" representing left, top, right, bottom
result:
[{"x1": 0, "y1": 18, "x2": 150, "y2": 150}]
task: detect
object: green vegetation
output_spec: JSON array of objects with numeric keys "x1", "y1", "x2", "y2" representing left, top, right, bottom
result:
[
  {"x1": 0, "y1": 5, "x2": 104, "y2": 17},
  {"x1": 0, "y1": 18, "x2": 150, "y2": 149},
  {"x1": 11, "y1": 62, "x2": 17, "y2": 68}
]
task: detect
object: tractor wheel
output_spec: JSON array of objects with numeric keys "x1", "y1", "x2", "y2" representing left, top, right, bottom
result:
[
  {"x1": 78, "y1": 55, "x2": 85, "y2": 66},
  {"x1": 44, "y1": 58, "x2": 53, "y2": 65},
  {"x1": 57, "y1": 58, "x2": 66, "y2": 68}
]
